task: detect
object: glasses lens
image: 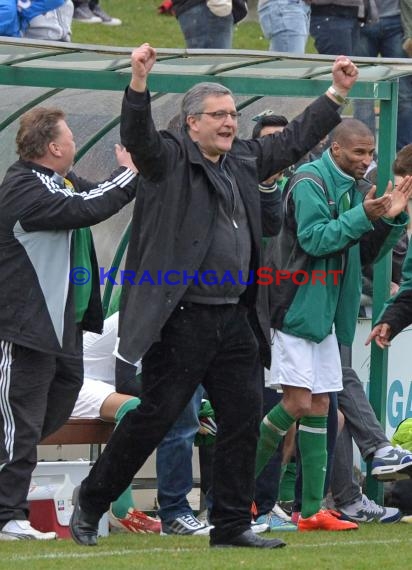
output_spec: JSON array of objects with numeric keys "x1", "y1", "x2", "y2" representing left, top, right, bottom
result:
[{"x1": 213, "y1": 111, "x2": 241, "y2": 119}]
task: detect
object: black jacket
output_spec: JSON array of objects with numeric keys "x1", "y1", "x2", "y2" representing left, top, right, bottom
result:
[
  {"x1": 0, "y1": 160, "x2": 137, "y2": 356},
  {"x1": 118, "y1": 88, "x2": 342, "y2": 367}
]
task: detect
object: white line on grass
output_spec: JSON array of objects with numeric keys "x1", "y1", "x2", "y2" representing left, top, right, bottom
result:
[{"x1": 3, "y1": 537, "x2": 411, "y2": 563}]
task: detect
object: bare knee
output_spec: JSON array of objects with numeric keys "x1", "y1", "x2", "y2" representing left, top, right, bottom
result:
[{"x1": 281, "y1": 386, "x2": 313, "y2": 418}]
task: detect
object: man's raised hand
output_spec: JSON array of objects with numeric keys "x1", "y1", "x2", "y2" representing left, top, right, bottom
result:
[
  {"x1": 130, "y1": 43, "x2": 157, "y2": 93},
  {"x1": 330, "y1": 55, "x2": 359, "y2": 98}
]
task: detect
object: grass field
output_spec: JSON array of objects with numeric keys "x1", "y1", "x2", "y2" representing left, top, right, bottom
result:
[{"x1": 0, "y1": 524, "x2": 410, "y2": 570}]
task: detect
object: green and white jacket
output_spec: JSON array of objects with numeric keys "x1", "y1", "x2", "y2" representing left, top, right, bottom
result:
[{"x1": 276, "y1": 149, "x2": 408, "y2": 345}]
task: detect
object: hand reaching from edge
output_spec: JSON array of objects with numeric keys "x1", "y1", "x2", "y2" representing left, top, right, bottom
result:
[{"x1": 365, "y1": 323, "x2": 392, "y2": 349}]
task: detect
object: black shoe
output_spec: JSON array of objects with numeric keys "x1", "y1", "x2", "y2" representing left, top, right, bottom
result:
[
  {"x1": 210, "y1": 528, "x2": 286, "y2": 549},
  {"x1": 69, "y1": 486, "x2": 100, "y2": 546}
]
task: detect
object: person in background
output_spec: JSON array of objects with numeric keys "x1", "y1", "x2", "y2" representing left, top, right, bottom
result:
[
  {"x1": 172, "y1": 0, "x2": 248, "y2": 49},
  {"x1": 353, "y1": 0, "x2": 412, "y2": 151},
  {"x1": 400, "y1": 0, "x2": 412, "y2": 56},
  {"x1": 367, "y1": 144, "x2": 412, "y2": 349},
  {"x1": 309, "y1": 0, "x2": 365, "y2": 56},
  {"x1": 258, "y1": 0, "x2": 311, "y2": 54},
  {"x1": 23, "y1": 0, "x2": 74, "y2": 42}
]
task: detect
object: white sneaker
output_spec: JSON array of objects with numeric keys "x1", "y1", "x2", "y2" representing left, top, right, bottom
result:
[
  {"x1": 250, "y1": 520, "x2": 269, "y2": 533},
  {"x1": 0, "y1": 520, "x2": 57, "y2": 540},
  {"x1": 272, "y1": 502, "x2": 292, "y2": 522},
  {"x1": 338, "y1": 495, "x2": 401, "y2": 523}
]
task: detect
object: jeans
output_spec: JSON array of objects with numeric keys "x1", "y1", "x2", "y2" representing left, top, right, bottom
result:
[
  {"x1": 177, "y1": 3, "x2": 233, "y2": 49},
  {"x1": 331, "y1": 367, "x2": 390, "y2": 508},
  {"x1": 258, "y1": 0, "x2": 311, "y2": 54},
  {"x1": 156, "y1": 384, "x2": 204, "y2": 523},
  {"x1": 310, "y1": 14, "x2": 360, "y2": 56},
  {"x1": 354, "y1": 15, "x2": 412, "y2": 150},
  {"x1": 79, "y1": 302, "x2": 262, "y2": 542}
]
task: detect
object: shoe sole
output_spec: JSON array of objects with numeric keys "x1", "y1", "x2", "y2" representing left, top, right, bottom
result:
[
  {"x1": 73, "y1": 18, "x2": 102, "y2": 23},
  {"x1": 340, "y1": 517, "x2": 400, "y2": 523},
  {"x1": 298, "y1": 526, "x2": 358, "y2": 531},
  {"x1": 160, "y1": 529, "x2": 211, "y2": 536},
  {"x1": 340, "y1": 512, "x2": 401, "y2": 524},
  {"x1": 0, "y1": 531, "x2": 56, "y2": 540},
  {"x1": 372, "y1": 463, "x2": 412, "y2": 481}
]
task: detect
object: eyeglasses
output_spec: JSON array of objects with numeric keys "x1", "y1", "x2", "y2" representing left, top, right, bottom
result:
[{"x1": 196, "y1": 111, "x2": 242, "y2": 120}]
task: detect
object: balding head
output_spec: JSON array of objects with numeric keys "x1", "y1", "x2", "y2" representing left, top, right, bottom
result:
[
  {"x1": 330, "y1": 119, "x2": 375, "y2": 179},
  {"x1": 330, "y1": 119, "x2": 374, "y2": 146}
]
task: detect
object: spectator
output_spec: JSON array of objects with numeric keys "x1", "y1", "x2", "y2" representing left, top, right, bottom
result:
[
  {"x1": 354, "y1": 0, "x2": 412, "y2": 150},
  {"x1": 401, "y1": 0, "x2": 412, "y2": 56},
  {"x1": 172, "y1": 0, "x2": 246, "y2": 48},
  {"x1": 258, "y1": 0, "x2": 311, "y2": 54},
  {"x1": 72, "y1": 0, "x2": 121, "y2": 25},
  {"x1": 68, "y1": 42, "x2": 360, "y2": 549},
  {"x1": 23, "y1": 0, "x2": 74, "y2": 42},
  {"x1": 358, "y1": 163, "x2": 409, "y2": 317},
  {"x1": 310, "y1": 0, "x2": 364, "y2": 56},
  {"x1": 0, "y1": 0, "x2": 73, "y2": 39},
  {"x1": 0, "y1": 0, "x2": 20, "y2": 36},
  {"x1": 367, "y1": 144, "x2": 412, "y2": 348},
  {"x1": 0, "y1": 107, "x2": 137, "y2": 541},
  {"x1": 256, "y1": 118, "x2": 412, "y2": 532}
]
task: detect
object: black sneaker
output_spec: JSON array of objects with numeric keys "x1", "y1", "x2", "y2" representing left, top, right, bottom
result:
[{"x1": 161, "y1": 514, "x2": 213, "y2": 535}]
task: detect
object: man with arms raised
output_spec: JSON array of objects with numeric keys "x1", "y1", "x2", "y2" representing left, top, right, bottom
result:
[{"x1": 70, "y1": 43, "x2": 359, "y2": 548}]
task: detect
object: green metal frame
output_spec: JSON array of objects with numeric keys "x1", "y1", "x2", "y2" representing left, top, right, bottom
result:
[{"x1": 1, "y1": 37, "x2": 410, "y2": 501}]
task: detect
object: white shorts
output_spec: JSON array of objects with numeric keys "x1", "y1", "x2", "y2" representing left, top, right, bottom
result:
[
  {"x1": 267, "y1": 330, "x2": 342, "y2": 394},
  {"x1": 71, "y1": 378, "x2": 116, "y2": 419}
]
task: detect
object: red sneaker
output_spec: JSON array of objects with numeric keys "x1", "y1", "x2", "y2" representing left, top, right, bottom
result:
[
  {"x1": 291, "y1": 511, "x2": 300, "y2": 524},
  {"x1": 110, "y1": 508, "x2": 161, "y2": 534},
  {"x1": 298, "y1": 509, "x2": 358, "y2": 532}
]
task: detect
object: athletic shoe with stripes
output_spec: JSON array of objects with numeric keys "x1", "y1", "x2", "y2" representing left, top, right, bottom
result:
[
  {"x1": 255, "y1": 510, "x2": 297, "y2": 531},
  {"x1": 371, "y1": 446, "x2": 412, "y2": 481},
  {"x1": 0, "y1": 520, "x2": 57, "y2": 540},
  {"x1": 161, "y1": 513, "x2": 213, "y2": 535},
  {"x1": 109, "y1": 508, "x2": 161, "y2": 533},
  {"x1": 338, "y1": 495, "x2": 401, "y2": 523}
]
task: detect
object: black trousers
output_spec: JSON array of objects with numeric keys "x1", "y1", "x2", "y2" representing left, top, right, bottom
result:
[
  {"x1": 80, "y1": 302, "x2": 262, "y2": 541},
  {"x1": 0, "y1": 337, "x2": 83, "y2": 525}
]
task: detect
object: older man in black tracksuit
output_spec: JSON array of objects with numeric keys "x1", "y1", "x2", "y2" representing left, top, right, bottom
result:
[
  {"x1": 0, "y1": 107, "x2": 137, "y2": 540},
  {"x1": 70, "y1": 42, "x2": 359, "y2": 549}
]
